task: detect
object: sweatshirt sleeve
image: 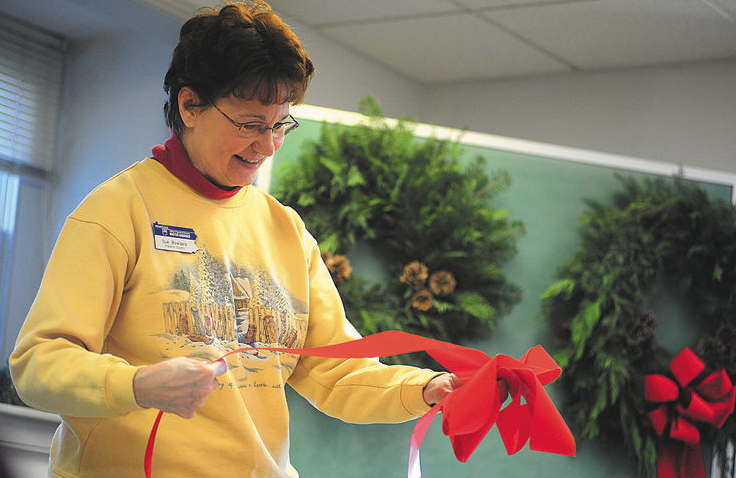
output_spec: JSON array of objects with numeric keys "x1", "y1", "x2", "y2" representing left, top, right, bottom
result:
[
  {"x1": 287, "y1": 222, "x2": 441, "y2": 424},
  {"x1": 9, "y1": 217, "x2": 143, "y2": 417}
]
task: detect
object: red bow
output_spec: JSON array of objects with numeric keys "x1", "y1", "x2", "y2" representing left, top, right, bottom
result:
[
  {"x1": 644, "y1": 347, "x2": 736, "y2": 478},
  {"x1": 145, "y1": 331, "x2": 576, "y2": 478},
  {"x1": 405, "y1": 337, "x2": 576, "y2": 476}
]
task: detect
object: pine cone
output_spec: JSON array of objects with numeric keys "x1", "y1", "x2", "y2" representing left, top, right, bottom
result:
[
  {"x1": 429, "y1": 270, "x2": 457, "y2": 296},
  {"x1": 697, "y1": 322, "x2": 736, "y2": 376},
  {"x1": 411, "y1": 289, "x2": 433, "y2": 311},
  {"x1": 400, "y1": 261, "x2": 429, "y2": 290},
  {"x1": 322, "y1": 251, "x2": 352, "y2": 284},
  {"x1": 625, "y1": 310, "x2": 658, "y2": 362}
]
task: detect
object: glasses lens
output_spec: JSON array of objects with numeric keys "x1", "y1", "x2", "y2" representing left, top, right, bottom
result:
[
  {"x1": 238, "y1": 124, "x2": 263, "y2": 138},
  {"x1": 271, "y1": 124, "x2": 288, "y2": 139},
  {"x1": 236, "y1": 116, "x2": 299, "y2": 138},
  {"x1": 282, "y1": 123, "x2": 298, "y2": 137},
  {"x1": 283, "y1": 116, "x2": 299, "y2": 136}
]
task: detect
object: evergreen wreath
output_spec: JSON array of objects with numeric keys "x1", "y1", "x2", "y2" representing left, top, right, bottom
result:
[
  {"x1": 541, "y1": 174, "x2": 736, "y2": 477},
  {"x1": 272, "y1": 98, "x2": 524, "y2": 365}
]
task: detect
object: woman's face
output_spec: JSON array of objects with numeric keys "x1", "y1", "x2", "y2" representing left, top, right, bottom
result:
[{"x1": 178, "y1": 87, "x2": 289, "y2": 188}]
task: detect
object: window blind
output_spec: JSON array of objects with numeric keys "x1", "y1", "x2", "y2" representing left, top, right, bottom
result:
[
  {"x1": 0, "y1": 14, "x2": 64, "y2": 361},
  {"x1": 0, "y1": 14, "x2": 65, "y2": 173}
]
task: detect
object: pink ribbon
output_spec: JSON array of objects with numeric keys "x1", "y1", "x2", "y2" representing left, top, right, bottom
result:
[{"x1": 145, "y1": 331, "x2": 575, "y2": 477}]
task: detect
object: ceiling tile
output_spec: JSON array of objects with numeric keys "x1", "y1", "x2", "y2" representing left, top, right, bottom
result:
[
  {"x1": 699, "y1": 0, "x2": 736, "y2": 19},
  {"x1": 133, "y1": 0, "x2": 214, "y2": 19},
  {"x1": 486, "y1": 0, "x2": 736, "y2": 71},
  {"x1": 319, "y1": 12, "x2": 570, "y2": 84},
  {"x1": 454, "y1": 0, "x2": 604, "y2": 10},
  {"x1": 134, "y1": 0, "x2": 736, "y2": 84},
  {"x1": 267, "y1": 0, "x2": 458, "y2": 26}
]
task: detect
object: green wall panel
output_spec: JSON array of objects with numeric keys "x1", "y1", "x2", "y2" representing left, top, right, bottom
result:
[{"x1": 270, "y1": 115, "x2": 732, "y2": 478}]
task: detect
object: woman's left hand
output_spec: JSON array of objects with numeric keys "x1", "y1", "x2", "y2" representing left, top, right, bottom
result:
[{"x1": 423, "y1": 373, "x2": 509, "y2": 406}]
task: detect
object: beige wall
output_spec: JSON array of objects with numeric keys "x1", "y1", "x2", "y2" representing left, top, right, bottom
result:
[{"x1": 421, "y1": 60, "x2": 736, "y2": 176}]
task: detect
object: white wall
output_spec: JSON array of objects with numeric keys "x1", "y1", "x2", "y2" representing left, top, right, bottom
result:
[
  {"x1": 420, "y1": 60, "x2": 736, "y2": 176},
  {"x1": 289, "y1": 22, "x2": 425, "y2": 121}
]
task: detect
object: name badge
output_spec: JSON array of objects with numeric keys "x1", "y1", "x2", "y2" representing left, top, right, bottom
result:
[{"x1": 153, "y1": 222, "x2": 199, "y2": 254}]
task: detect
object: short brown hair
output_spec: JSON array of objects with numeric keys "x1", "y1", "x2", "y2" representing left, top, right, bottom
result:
[{"x1": 163, "y1": 1, "x2": 314, "y2": 135}]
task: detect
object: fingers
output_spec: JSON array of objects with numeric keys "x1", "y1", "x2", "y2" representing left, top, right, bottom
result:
[
  {"x1": 211, "y1": 358, "x2": 228, "y2": 377},
  {"x1": 423, "y1": 372, "x2": 461, "y2": 406},
  {"x1": 423, "y1": 372, "x2": 513, "y2": 409},
  {"x1": 448, "y1": 373, "x2": 462, "y2": 389},
  {"x1": 133, "y1": 357, "x2": 230, "y2": 419}
]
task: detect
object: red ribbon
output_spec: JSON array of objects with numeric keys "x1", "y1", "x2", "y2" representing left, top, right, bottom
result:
[
  {"x1": 644, "y1": 347, "x2": 736, "y2": 478},
  {"x1": 144, "y1": 331, "x2": 575, "y2": 477}
]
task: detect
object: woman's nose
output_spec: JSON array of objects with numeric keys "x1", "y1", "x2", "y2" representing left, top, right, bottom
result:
[{"x1": 251, "y1": 130, "x2": 277, "y2": 157}]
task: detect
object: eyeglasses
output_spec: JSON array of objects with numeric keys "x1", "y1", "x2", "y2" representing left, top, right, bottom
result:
[{"x1": 211, "y1": 103, "x2": 299, "y2": 139}]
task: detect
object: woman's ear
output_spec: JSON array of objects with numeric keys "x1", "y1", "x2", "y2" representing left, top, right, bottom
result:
[{"x1": 178, "y1": 87, "x2": 201, "y2": 129}]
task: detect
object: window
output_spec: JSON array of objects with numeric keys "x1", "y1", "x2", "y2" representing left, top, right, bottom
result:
[{"x1": 0, "y1": 13, "x2": 65, "y2": 361}]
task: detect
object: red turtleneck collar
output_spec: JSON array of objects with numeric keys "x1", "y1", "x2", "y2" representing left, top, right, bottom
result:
[{"x1": 151, "y1": 133, "x2": 242, "y2": 199}]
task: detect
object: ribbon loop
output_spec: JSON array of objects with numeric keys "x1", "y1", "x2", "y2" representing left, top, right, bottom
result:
[
  {"x1": 670, "y1": 416, "x2": 700, "y2": 444},
  {"x1": 497, "y1": 397, "x2": 532, "y2": 455},
  {"x1": 669, "y1": 348, "x2": 704, "y2": 388},
  {"x1": 647, "y1": 406, "x2": 669, "y2": 436},
  {"x1": 678, "y1": 392, "x2": 715, "y2": 423},
  {"x1": 698, "y1": 369, "x2": 732, "y2": 399},
  {"x1": 645, "y1": 374, "x2": 679, "y2": 402}
]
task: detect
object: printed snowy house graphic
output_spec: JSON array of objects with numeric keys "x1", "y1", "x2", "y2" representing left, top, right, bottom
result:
[
  {"x1": 161, "y1": 245, "x2": 307, "y2": 348},
  {"x1": 232, "y1": 275, "x2": 252, "y2": 315}
]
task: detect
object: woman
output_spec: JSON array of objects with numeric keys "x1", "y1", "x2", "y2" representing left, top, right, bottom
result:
[{"x1": 10, "y1": 2, "x2": 492, "y2": 477}]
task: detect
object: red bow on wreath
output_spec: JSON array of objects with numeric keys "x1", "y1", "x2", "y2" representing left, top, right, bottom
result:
[{"x1": 644, "y1": 347, "x2": 736, "y2": 478}]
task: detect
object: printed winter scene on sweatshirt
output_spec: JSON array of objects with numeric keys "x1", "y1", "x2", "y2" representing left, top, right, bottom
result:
[{"x1": 155, "y1": 244, "x2": 308, "y2": 388}]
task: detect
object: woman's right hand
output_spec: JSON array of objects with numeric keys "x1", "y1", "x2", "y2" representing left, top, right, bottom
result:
[{"x1": 133, "y1": 356, "x2": 228, "y2": 419}]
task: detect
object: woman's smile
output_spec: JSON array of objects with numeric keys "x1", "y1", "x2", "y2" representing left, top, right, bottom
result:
[{"x1": 234, "y1": 154, "x2": 263, "y2": 165}]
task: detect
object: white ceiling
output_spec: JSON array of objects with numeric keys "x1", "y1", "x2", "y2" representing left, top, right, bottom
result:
[{"x1": 137, "y1": 0, "x2": 736, "y2": 85}]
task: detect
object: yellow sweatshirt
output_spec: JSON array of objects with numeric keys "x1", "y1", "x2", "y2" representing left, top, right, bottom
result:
[{"x1": 10, "y1": 158, "x2": 437, "y2": 478}]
